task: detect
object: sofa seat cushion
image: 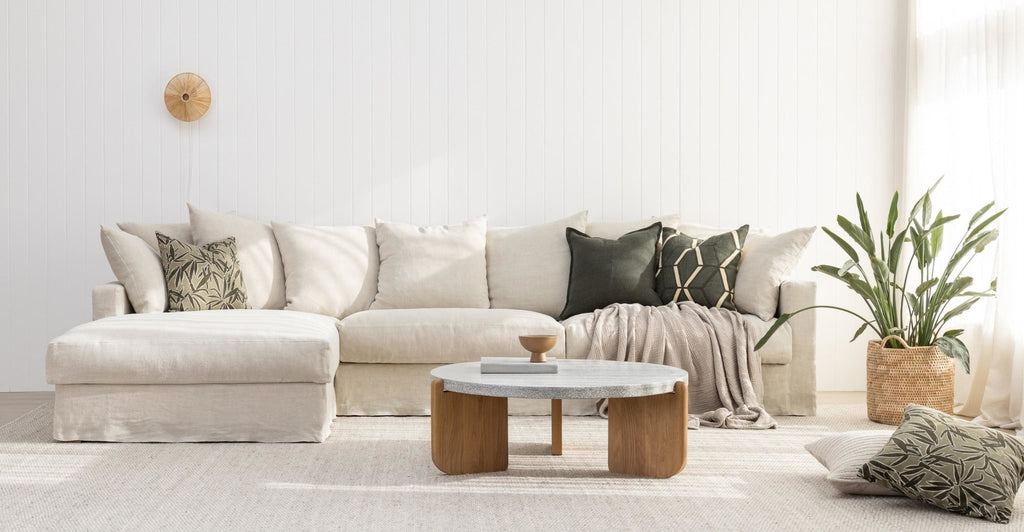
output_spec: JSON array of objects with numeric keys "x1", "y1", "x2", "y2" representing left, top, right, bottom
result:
[
  {"x1": 47, "y1": 310, "x2": 340, "y2": 385},
  {"x1": 338, "y1": 309, "x2": 564, "y2": 363},
  {"x1": 562, "y1": 309, "x2": 793, "y2": 365}
]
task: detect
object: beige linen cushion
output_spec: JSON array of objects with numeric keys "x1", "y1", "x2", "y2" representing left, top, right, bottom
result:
[
  {"x1": 117, "y1": 222, "x2": 193, "y2": 252},
  {"x1": 337, "y1": 308, "x2": 564, "y2": 363},
  {"x1": 487, "y1": 212, "x2": 588, "y2": 317},
  {"x1": 678, "y1": 223, "x2": 815, "y2": 320},
  {"x1": 586, "y1": 214, "x2": 681, "y2": 239},
  {"x1": 273, "y1": 222, "x2": 379, "y2": 319},
  {"x1": 371, "y1": 216, "x2": 489, "y2": 309},
  {"x1": 46, "y1": 309, "x2": 340, "y2": 385},
  {"x1": 188, "y1": 204, "x2": 286, "y2": 309},
  {"x1": 99, "y1": 225, "x2": 167, "y2": 313},
  {"x1": 806, "y1": 430, "x2": 901, "y2": 496},
  {"x1": 735, "y1": 227, "x2": 816, "y2": 320}
]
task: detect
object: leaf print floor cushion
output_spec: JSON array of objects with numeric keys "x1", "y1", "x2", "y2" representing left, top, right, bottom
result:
[
  {"x1": 858, "y1": 403, "x2": 1024, "y2": 523},
  {"x1": 157, "y1": 233, "x2": 250, "y2": 312}
]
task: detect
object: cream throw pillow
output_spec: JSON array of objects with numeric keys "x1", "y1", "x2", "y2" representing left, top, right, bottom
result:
[
  {"x1": 273, "y1": 222, "x2": 379, "y2": 319},
  {"x1": 677, "y1": 223, "x2": 815, "y2": 320},
  {"x1": 734, "y1": 227, "x2": 816, "y2": 320},
  {"x1": 805, "y1": 430, "x2": 900, "y2": 496},
  {"x1": 188, "y1": 204, "x2": 286, "y2": 309},
  {"x1": 117, "y1": 222, "x2": 192, "y2": 253},
  {"x1": 99, "y1": 225, "x2": 167, "y2": 313},
  {"x1": 487, "y1": 212, "x2": 588, "y2": 317},
  {"x1": 371, "y1": 216, "x2": 489, "y2": 309},
  {"x1": 586, "y1": 214, "x2": 680, "y2": 239}
]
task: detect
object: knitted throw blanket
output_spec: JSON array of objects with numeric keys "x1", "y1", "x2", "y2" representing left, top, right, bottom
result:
[{"x1": 584, "y1": 302, "x2": 777, "y2": 429}]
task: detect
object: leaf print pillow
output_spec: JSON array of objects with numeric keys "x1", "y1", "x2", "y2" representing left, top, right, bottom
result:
[
  {"x1": 157, "y1": 232, "x2": 250, "y2": 312},
  {"x1": 859, "y1": 403, "x2": 1024, "y2": 524}
]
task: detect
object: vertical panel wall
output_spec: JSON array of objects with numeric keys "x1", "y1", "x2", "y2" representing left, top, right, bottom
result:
[{"x1": 0, "y1": 0, "x2": 907, "y2": 391}]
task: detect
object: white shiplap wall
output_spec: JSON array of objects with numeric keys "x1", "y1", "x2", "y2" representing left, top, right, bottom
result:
[{"x1": 0, "y1": 0, "x2": 906, "y2": 391}]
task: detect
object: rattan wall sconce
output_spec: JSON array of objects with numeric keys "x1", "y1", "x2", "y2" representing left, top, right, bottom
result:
[{"x1": 164, "y1": 72, "x2": 212, "y2": 122}]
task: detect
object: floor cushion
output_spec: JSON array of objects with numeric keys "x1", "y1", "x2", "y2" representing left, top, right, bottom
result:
[
  {"x1": 46, "y1": 310, "x2": 340, "y2": 385},
  {"x1": 338, "y1": 308, "x2": 564, "y2": 363}
]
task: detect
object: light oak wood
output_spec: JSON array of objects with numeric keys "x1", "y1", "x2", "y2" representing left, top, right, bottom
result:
[
  {"x1": 519, "y1": 335, "x2": 558, "y2": 363},
  {"x1": 607, "y1": 381, "x2": 688, "y2": 478},
  {"x1": 430, "y1": 380, "x2": 508, "y2": 475},
  {"x1": 551, "y1": 399, "x2": 562, "y2": 456},
  {"x1": 164, "y1": 72, "x2": 212, "y2": 122}
]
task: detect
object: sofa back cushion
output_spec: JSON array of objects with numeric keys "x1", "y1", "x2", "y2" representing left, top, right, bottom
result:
[
  {"x1": 99, "y1": 225, "x2": 168, "y2": 313},
  {"x1": 273, "y1": 222, "x2": 378, "y2": 319},
  {"x1": 586, "y1": 214, "x2": 680, "y2": 239},
  {"x1": 371, "y1": 216, "x2": 490, "y2": 309},
  {"x1": 188, "y1": 204, "x2": 286, "y2": 309},
  {"x1": 486, "y1": 212, "x2": 587, "y2": 318},
  {"x1": 117, "y1": 222, "x2": 193, "y2": 253}
]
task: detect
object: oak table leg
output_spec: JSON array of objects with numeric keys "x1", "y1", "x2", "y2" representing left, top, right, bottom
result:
[
  {"x1": 430, "y1": 380, "x2": 509, "y2": 475},
  {"x1": 607, "y1": 381, "x2": 688, "y2": 478},
  {"x1": 551, "y1": 399, "x2": 562, "y2": 456}
]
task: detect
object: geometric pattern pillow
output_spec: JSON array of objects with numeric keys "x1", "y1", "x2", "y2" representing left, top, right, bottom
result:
[
  {"x1": 656, "y1": 225, "x2": 748, "y2": 310},
  {"x1": 858, "y1": 404, "x2": 1024, "y2": 524},
  {"x1": 157, "y1": 232, "x2": 250, "y2": 312}
]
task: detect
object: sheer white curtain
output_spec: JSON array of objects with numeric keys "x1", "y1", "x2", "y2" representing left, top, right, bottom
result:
[{"x1": 904, "y1": 0, "x2": 1024, "y2": 434}]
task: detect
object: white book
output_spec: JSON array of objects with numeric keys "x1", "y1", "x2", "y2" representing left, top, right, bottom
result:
[{"x1": 480, "y1": 357, "x2": 558, "y2": 374}]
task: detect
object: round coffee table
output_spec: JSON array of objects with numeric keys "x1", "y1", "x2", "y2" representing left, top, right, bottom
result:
[{"x1": 430, "y1": 359, "x2": 689, "y2": 478}]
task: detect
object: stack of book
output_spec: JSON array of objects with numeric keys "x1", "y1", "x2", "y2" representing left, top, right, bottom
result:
[{"x1": 480, "y1": 357, "x2": 558, "y2": 374}]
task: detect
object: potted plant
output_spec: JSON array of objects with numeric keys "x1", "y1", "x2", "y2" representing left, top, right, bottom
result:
[{"x1": 756, "y1": 179, "x2": 1004, "y2": 424}]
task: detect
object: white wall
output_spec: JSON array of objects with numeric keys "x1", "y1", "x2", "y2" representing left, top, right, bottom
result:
[{"x1": 0, "y1": 0, "x2": 906, "y2": 392}]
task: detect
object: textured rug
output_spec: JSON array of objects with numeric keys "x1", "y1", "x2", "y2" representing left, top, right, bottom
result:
[{"x1": 1, "y1": 404, "x2": 1020, "y2": 531}]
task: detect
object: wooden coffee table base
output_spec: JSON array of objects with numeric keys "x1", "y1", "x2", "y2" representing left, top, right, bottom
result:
[
  {"x1": 608, "y1": 381, "x2": 688, "y2": 478},
  {"x1": 430, "y1": 380, "x2": 688, "y2": 478},
  {"x1": 430, "y1": 380, "x2": 509, "y2": 475}
]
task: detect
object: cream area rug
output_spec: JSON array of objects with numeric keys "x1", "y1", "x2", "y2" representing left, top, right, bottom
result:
[{"x1": 1, "y1": 404, "x2": 1020, "y2": 531}]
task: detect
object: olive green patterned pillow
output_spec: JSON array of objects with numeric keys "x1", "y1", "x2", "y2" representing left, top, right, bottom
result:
[
  {"x1": 858, "y1": 404, "x2": 1024, "y2": 524},
  {"x1": 656, "y1": 225, "x2": 748, "y2": 310},
  {"x1": 157, "y1": 232, "x2": 250, "y2": 312}
]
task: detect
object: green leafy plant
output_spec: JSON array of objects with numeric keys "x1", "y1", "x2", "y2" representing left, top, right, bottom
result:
[{"x1": 755, "y1": 178, "x2": 1004, "y2": 373}]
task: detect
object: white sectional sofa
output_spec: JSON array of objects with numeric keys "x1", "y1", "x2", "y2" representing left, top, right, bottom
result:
[{"x1": 46, "y1": 209, "x2": 817, "y2": 442}]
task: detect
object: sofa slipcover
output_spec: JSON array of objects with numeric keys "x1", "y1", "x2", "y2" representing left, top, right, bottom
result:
[
  {"x1": 47, "y1": 310, "x2": 340, "y2": 385},
  {"x1": 337, "y1": 308, "x2": 564, "y2": 364}
]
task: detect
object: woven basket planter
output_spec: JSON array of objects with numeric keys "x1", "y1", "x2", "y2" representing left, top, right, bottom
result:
[{"x1": 866, "y1": 335, "x2": 955, "y2": 425}]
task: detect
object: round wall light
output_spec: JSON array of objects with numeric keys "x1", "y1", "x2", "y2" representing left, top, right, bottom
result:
[{"x1": 164, "y1": 72, "x2": 212, "y2": 122}]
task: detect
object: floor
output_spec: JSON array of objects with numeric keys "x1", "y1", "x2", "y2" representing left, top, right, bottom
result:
[
  {"x1": 5, "y1": 397, "x2": 1013, "y2": 530},
  {"x1": 0, "y1": 391, "x2": 865, "y2": 425},
  {"x1": 0, "y1": 392, "x2": 52, "y2": 425}
]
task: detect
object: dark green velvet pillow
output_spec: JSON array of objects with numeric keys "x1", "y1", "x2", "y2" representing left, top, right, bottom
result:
[
  {"x1": 859, "y1": 403, "x2": 1024, "y2": 524},
  {"x1": 656, "y1": 225, "x2": 748, "y2": 310},
  {"x1": 558, "y1": 223, "x2": 662, "y2": 320}
]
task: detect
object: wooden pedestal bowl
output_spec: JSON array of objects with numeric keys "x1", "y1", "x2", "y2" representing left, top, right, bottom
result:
[{"x1": 519, "y1": 335, "x2": 559, "y2": 363}]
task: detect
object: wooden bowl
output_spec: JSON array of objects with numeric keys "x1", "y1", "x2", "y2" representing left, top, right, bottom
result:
[{"x1": 519, "y1": 335, "x2": 558, "y2": 363}]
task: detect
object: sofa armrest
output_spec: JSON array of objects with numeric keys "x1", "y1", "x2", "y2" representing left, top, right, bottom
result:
[
  {"x1": 778, "y1": 280, "x2": 817, "y2": 414},
  {"x1": 93, "y1": 282, "x2": 134, "y2": 320}
]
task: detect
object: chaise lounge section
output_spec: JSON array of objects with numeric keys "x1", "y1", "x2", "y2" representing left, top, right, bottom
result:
[{"x1": 47, "y1": 309, "x2": 339, "y2": 442}]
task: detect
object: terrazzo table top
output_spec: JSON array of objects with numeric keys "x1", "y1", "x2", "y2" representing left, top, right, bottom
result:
[{"x1": 430, "y1": 359, "x2": 688, "y2": 399}]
